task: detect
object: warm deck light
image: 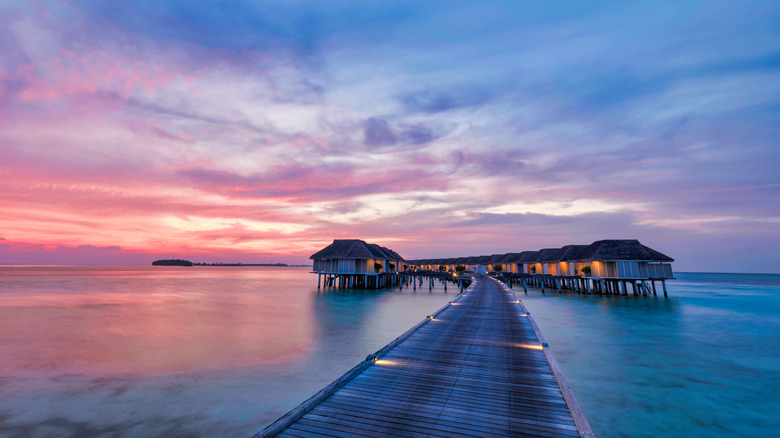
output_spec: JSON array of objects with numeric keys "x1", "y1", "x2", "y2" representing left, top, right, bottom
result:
[
  {"x1": 427, "y1": 315, "x2": 433, "y2": 320},
  {"x1": 515, "y1": 343, "x2": 544, "y2": 350},
  {"x1": 375, "y1": 359, "x2": 398, "y2": 366}
]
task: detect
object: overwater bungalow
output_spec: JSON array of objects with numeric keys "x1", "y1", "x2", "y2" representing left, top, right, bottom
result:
[
  {"x1": 555, "y1": 245, "x2": 588, "y2": 276},
  {"x1": 520, "y1": 240, "x2": 675, "y2": 296},
  {"x1": 446, "y1": 258, "x2": 455, "y2": 269},
  {"x1": 487, "y1": 254, "x2": 506, "y2": 272},
  {"x1": 475, "y1": 255, "x2": 492, "y2": 273},
  {"x1": 536, "y1": 248, "x2": 564, "y2": 275},
  {"x1": 517, "y1": 251, "x2": 541, "y2": 274},
  {"x1": 573, "y1": 239, "x2": 674, "y2": 280},
  {"x1": 500, "y1": 253, "x2": 524, "y2": 273},
  {"x1": 311, "y1": 239, "x2": 406, "y2": 288},
  {"x1": 313, "y1": 238, "x2": 674, "y2": 295},
  {"x1": 464, "y1": 256, "x2": 479, "y2": 271}
]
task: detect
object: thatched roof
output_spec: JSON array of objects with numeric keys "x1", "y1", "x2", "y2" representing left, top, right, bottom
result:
[
  {"x1": 500, "y1": 253, "x2": 525, "y2": 263},
  {"x1": 575, "y1": 239, "x2": 674, "y2": 262},
  {"x1": 537, "y1": 248, "x2": 564, "y2": 263},
  {"x1": 330, "y1": 239, "x2": 673, "y2": 266},
  {"x1": 367, "y1": 243, "x2": 406, "y2": 262},
  {"x1": 379, "y1": 246, "x2": 405, "y2": 262},
  {"x1": 488, "y1": 254, "x2": 506, "y2": 264},
  {"x1": 517, "y1": 251, "x2": 540, "y2": 263},
  {"x1": 556, "y1": 245, "x2": 588, "y2": 262},
  {"x1": 310, "y1": 239, "x2": 405, "y2": 261}
]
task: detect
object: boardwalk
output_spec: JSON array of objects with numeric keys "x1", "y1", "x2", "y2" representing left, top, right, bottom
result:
[{"x1": 257, "y1": 275, "x2": 593, "y2": 438}]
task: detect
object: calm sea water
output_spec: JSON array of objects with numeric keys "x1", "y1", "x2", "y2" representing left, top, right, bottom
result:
[
  {"x1": 0, "y1": 267, "x2": 777, "y2": 437},
  {"x1": 521, "y1": 272, "x2": 780, "y2": 438}
]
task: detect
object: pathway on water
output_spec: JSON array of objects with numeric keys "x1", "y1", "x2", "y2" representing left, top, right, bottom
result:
[{"x1": 258, "y1": 275, "x2": 592, "y2": 438}]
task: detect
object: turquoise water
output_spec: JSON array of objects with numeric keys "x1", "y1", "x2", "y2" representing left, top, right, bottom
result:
[
  {"x1": 0, "y1": 267, "x2": 777, "y2": 437},
  {"x1": 519, "y1": 272, "x2": 780, "y2": 437}
]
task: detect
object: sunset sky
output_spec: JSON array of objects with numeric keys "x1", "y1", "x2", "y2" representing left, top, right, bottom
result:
[{"x1": 1, "y1": 1, "x2": 779, "y2": 272}]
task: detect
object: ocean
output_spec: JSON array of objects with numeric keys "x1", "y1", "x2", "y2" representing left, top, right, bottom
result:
[{"x1": 0, "y1": 267, "x2": 777, "y2": 437}]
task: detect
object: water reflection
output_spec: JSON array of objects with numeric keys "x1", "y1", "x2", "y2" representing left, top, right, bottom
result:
[
  {"x1": 313, "y1": 288, "x2": 390, "y2": 327},
  {"x1": 0, "y1": 266, "x2": 455, "y2": 437},
  {"x1": 0, "y1": 267, "x2": 315, "y2": 375}
]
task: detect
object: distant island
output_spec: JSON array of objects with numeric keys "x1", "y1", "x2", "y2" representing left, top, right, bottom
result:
[{"x1": 152, "y1": 259, "x2": 193, "y2": 266}]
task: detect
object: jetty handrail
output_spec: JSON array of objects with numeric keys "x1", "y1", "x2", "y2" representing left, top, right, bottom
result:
[{"x1": 252, "y1": 275, "x2": 473, "y2": 438}]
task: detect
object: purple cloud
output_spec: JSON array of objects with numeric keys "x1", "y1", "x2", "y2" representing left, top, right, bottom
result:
[
  {"x1": 399, "y1": 123, "x2": 436, "y2": 145},
  {"x1": 363, "y1": 118, "x2": 397, "y2": 147}
]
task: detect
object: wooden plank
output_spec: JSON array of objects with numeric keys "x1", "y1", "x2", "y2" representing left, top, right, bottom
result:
[{"x1": 254, "y1": 275, "x2": 594, "y2": 437}]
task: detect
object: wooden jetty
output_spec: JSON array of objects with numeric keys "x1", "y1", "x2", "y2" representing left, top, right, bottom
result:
[{"x1": 254, "y1": 274, "x2": 594, "y2": 438}]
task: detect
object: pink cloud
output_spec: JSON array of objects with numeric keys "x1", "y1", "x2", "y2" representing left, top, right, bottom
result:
[{"x1": 11, "y1": 47, "x2": 181, "y2": 104}]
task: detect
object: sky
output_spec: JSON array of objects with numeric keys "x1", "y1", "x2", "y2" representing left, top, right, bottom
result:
[{"x1": 1, "y1": 1, "x2": 779, "y2": 272}]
